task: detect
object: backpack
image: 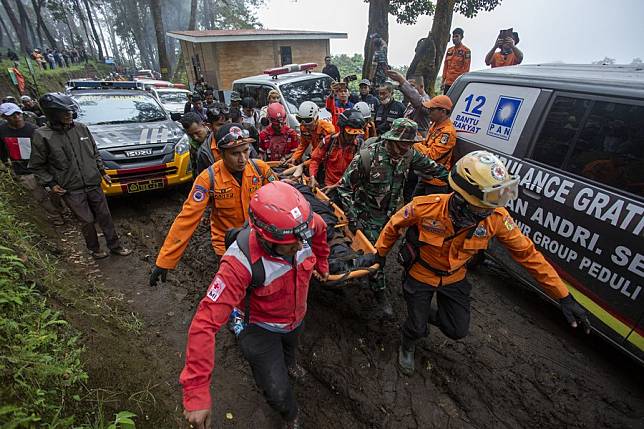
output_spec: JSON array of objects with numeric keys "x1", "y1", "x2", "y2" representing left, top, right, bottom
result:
[
  {"x1": 223, "y1": 226, "x2": 265, "y2": 325},
  {"x1": 204, "y1": 158, "x2": 265, "y2": 208}
]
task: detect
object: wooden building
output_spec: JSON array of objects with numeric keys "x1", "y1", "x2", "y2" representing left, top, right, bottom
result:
[{"x1": 167, "y1": 29, "x2": 348, "y2": 90}]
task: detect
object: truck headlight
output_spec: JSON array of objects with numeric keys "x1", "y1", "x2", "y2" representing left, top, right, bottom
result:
[{"x1": 174, "y1": 134, "x2": 190, "y2": 155}]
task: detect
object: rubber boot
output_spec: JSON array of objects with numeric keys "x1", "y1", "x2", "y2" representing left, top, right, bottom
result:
[
  {"x1": 374, "y1": 289, "x2": 394, "y2": 320},
  {"x1": 398, "y1": 337, "x2": 415, "y2": 376}
]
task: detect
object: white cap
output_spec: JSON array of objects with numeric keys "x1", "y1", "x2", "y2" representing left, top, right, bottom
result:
[
  {"x1": 0, "y1": 102, "x2": 23, "y2": 116},
  {"x1": 20, "y1": 95, "x2": 31, "y2": 102}
]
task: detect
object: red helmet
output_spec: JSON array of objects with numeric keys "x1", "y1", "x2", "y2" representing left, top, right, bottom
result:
[
  {"x1": 249, "y1": 182, "x2": 313, "y2": 244},
  {"x1": 267, "y1": 103, "x2": 287, "y2": 124}
]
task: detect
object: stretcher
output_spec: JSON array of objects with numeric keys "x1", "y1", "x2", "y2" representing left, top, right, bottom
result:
[{"x1": 266, "y1": 159, "x2": 381, "y2": 285}]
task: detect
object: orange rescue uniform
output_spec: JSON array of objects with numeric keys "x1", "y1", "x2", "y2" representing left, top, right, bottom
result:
[
  {"x1": 414, "y1": 118, "x2": 457, "y2": 187},
  {"x1": 442, "y1": 44, "x2": 471, "y2": 86},
  {"x1": 291, "y1": 119, "x2": 336, "y2": 162},
  {"x1": 375, "y1": 194, "x2": 569, "y2": 299},
  {"x1": 155, "y1": 159, "x2": 277, "y2": 268},
  {"x1": 363, "y1": 120, "x2": 377, "y2": 140},
  {"x1": 490, "y1": 51, "x2": 520, "y2": 68}
]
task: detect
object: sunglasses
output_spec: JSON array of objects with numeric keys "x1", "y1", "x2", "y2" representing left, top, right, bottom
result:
[
  {"x1": 296, "y1": 116, "x2": 315, "y2": 124},
  {"x1": 220, "y1": 126, "x2": 245, "y2": 145}
]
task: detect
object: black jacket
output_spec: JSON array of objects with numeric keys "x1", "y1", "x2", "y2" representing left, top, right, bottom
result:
[
  {"x1": 29, "y1": 122, "x2": 105, "y2": 191},
  {"x1": 374, "y1": 99, "x2": 406, "y2": 134}
]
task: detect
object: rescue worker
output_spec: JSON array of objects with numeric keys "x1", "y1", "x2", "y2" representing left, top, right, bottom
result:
[
  {"x1": 230, "y1": 107, "x2": 260, "y2": 152},
  {"x1": 149, "y1": 124, "x2": 277, "y2": 286},
  {"x1": 290, "y1": 101, "x2": 335, "y2": 164},
  {"x1": 356, "y1": 79, "x2": 379, "y2": 116},
  {"x1": 372, "y1": 151, "x2": 590, "y2": 375},
  {"x1": 485, "y1": 31, "x2": 523, "y2": 68},
  {"x1": 374, "y1": 82, "x2": 406, "y2": 134},
  {"x1": 337, "y1": 118, "x2": 448, "y2": 317},
  {"x1": 325, "y1": 82, "x2": 354, "y2": 129},
  {"x1": 181, "y1": 181, "x2": 330, "y2": 429},
  {"x1": 413, "y1": 95, "x2": 457, "y2": 196},
  {"x1": 354, "y1": 101, "x2": 377, "y2": 140},
  {"x1": 20, "y1": 95, "x2": 44, "y2": 117},
  {"x1": 29, "y1": 93, "x2": 131, "y2": 259},
  {"x1": 0, "y1": 102, "x2": 64, "y2": 225},
  {"x1": 309, "y1": 109, "x2": 365, "y2": 193},
  {"x1": 258, "y1": 103, "x2": 300, "y2": 161},
  {"x1": 441, "y1": 28, "x2": 471, "y2": 94},
  {"x1": 180, "y1": 112, "x2": 211, "y2": 178},
  {"x1": 385, "y1": 70, "x2": 431, "y2": 137}
]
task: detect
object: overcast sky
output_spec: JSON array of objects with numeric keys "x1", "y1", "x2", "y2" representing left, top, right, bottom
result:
[{"x1": 258, "y1": 0, "x2": 643, "y2": 72}]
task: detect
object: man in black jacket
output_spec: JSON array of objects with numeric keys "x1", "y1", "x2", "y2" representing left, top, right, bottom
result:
[
  {"x1": 374, "y1": 82, "x2": 406, "y2": 134},
  {"x1": 29, "y1": 93, "x2": 131, "y2": 259},
  {"x1": 322, "y1": 56, "x2": 341, "y2": 82}
]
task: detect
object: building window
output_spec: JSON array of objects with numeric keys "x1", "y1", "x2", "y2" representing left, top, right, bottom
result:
[{"x1": 280, "y1": 46, "x2": 292, "y2": 66}]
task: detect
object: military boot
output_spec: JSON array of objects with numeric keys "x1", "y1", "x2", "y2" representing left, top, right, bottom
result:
[{"x1": 398, "y1": 337, "x2": 415, "y2": 376}]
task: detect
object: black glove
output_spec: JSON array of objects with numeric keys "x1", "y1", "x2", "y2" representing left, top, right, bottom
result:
[
  {"x1": 559, "y1": 294, "x2": 591, "y2": 334},
  {"x1": 358, "y1": 252, "x2": 386, "y2": 268},
  {"x1": 348, "y1": 219, "x2": 363, "y2": 234},
  {"x1": 149, "y1": 265, "x2": 168, "y2": 287}
]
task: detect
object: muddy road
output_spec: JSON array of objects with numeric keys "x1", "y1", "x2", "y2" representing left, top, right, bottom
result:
[{"x1": 81, "y1": 186, "x2": 643, "y2": 428}]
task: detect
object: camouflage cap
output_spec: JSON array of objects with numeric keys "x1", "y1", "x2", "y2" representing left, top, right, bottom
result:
[
  {"x1": 381, "y1": 118, "x2": 423, "y2": 142},
  {"x1": 230, "y1": 91, "x2": 242, "y2": 102}
]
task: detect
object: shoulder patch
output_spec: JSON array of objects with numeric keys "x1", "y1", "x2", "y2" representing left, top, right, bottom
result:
[
  {"x1": 206, "y1": 276, "x2": 226, "y2": 302},
  {"x1": 440, "y1": 133, "x2": 450, "y2": 145},
  {"x1": 192, "y1": 185, "x2": 207, "y2": 202},
  {"x1": 465, "y1": 51, "x2": 471, "y2": 59},
  {"x1": 503, "y1": 215, "x2": 516, "y2": 231}
]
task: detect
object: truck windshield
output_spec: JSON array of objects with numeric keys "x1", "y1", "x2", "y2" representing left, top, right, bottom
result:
[
  {"x1": 74, "y1": 93, "x2": 167, "y2": 125},
  {"x1": 279, "y1": 76, "x2": 333, "y2": 113}
]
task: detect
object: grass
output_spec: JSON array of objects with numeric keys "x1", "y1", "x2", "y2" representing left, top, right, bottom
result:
[{"x1": 0, "y1": 169, "x2": 137, "y2": 429}]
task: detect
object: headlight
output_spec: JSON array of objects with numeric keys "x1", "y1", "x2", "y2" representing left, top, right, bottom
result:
[{"x1": 174, "y1": 134, "x2": 190, "y2": 155}]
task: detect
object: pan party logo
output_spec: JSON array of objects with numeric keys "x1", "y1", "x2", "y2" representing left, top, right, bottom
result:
[{"x1": 487, "y1": 96, "x2": 523, "y2": 141}]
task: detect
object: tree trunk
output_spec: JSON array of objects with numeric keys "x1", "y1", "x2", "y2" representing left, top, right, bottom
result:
[
  {"x1": 407, "y1": 0, "x2": 456, "y2": 96},
  {"x1": 31, "y1": 0, "x2": 58, "y2": 49},
  {"x1": 96, "y1": 6, "x2": 110, "y2": 58},
  {"x1": 362, "y1": 0, "x2": 389, "y2": 80},
  {"x1": 72, "y1": 0, "x2": 95, "y2": 56},
  {"x1": 82, "y1": 0, "x2": 104, "y2": 60},
  {"x1": 15, "y1": 0, "x2": 37, "y2": 48},
  {"x1": 1, "y1": 0, "x2": 30, "y2": 53},
  {"x1": 0, "y1": 13, "x2": 15, "y2": 48},
  {"x1": 172, "y1": 0, "x2": 197, "y2": 81},
  {"x1": 149, "y1": 0, "x2": 170, "y2": 78}
]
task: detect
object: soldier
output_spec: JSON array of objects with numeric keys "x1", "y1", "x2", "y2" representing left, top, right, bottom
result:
[{"x1": 336, "y1": 118, "x2": 447, "y2": 317}]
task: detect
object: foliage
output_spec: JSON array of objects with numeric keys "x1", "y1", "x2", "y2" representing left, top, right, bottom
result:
[
  {"x1": 0, "y1": 170, "x2": 136, "y2": 429},
  {"x1": 630, "y1": 58, "x2": 642, "y2": 65},
  {"x1": 366, "y1": 0, "x2": 502, "y2": 25},
  {"x1": 592, "y1": 57, "x2": 616, "y2": 65}
]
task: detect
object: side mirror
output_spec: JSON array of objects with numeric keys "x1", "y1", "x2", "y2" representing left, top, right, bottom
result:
[{"x1": 170, "y1": 112, "x2": 182, "y2": 121}]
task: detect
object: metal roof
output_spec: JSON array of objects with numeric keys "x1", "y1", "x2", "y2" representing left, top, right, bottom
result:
[
  {"x1": 167, "y1": 29, "x2": 347, "y2": 43},
  {"x1": 468, "y1": 63, "x2": 644, "y2": 87}
]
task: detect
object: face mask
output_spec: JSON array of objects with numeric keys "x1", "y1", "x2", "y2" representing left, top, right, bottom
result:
[{"x1": 449, "y1": 193, "x2": 492, "y2": 229}]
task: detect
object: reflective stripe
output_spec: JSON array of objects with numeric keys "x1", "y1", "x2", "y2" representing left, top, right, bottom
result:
[{"x1": 223, "y1": 242, "x2": 252, "y2": 275}]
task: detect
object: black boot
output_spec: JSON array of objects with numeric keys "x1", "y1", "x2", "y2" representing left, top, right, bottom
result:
[
  {"x1": 398, "y1": 337, "x2": 415, "y2": 376},
  {"x1": 373, "y1": 289, "x2": 394, "y2": 320}
]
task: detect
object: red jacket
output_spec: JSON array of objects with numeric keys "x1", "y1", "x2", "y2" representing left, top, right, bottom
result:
[
  {"x1": 180, "y1": 215, "x2": 330, "y2": 411},
  {"x1": 258, "y1": 125, "x2": 300, "y2": 161},
  {"x1": 309, "y1": 134, "x2": 363, "y2": 187}
]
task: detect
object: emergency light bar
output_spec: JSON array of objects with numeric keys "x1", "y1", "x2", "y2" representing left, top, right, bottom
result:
[
  {"x1": 67, "y1": 80, "x2": 146, "y2": 90},
  {"x1": 263, "y1": 63, "x2": 318, "y2": 78}
]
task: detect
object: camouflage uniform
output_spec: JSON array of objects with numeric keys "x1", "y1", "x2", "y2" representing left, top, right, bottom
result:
[{"x1": 337, "y1": 118, "x2": 448, "y2": 291}]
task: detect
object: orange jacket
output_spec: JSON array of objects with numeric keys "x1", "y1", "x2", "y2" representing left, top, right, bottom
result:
[
  {"x1": 442, "y1": 44, "x2": 471, "y2": 86},
  {"x1": 414, "y1": 118, "x2": 457, "y2": 186},
  {"x1": 156, "y1": 159, "x2": 277, "y2": 267},
  {"x1": 375, "y1": 194, "x2": 569, "y2": 299},
  {"x1": 292, "y1": 119, "x2": 336, "y2": 162},
  {"x1": 309, "y1": 134, "x2": 362, "y2": 187},
  {"x1": 490, "y1": 51, "x2": 520, "y2": 68},
  {"x1": 363, "y1": 120, "x2": 377, "y2": 140}
]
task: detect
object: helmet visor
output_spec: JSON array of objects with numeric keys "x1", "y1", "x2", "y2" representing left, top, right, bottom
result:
[
  {"x1": 344, "y1": 126, "x2": 364, "y2": 135},
  {"x1": 480, "y1": 176, "x2": 519, "y2": 207}
]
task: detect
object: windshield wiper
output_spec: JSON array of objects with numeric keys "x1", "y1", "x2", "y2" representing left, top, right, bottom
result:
[
  {"x1": 93, "y1": 120, "x2": 136, "y2": 125},
  {"x1": 142, "y1": 117, "x2": 167, "y2": 122}
]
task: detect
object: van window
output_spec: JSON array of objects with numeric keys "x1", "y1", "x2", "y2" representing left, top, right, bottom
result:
[
  {"x1": 568, "y1": 101, "x2": 644, "y2": 197},
  {"x1": 532, "y1": 96, "x2": 644, "y2": 198},
  {"x1": 451, "y1": 82, "x2": 541, "y2": 154},
  {"x1": 231, "y1": 84, "x2": 274, "y2": 107},
  {"x1": 531, "y1": 96, "x2": 591, "y2": 168}
]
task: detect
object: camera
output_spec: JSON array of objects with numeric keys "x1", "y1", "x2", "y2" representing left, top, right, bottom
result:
[
  {"x1": 498, "y1": 28, "x2": 513, "y2": 39},
  {"x1": 343, "y1": 75, "x2": 357, "y2": 84}
]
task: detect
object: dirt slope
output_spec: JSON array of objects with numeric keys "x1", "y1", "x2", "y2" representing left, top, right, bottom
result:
[{"x1": 60, "y1": 186, "x2": 644, "y2": 428}]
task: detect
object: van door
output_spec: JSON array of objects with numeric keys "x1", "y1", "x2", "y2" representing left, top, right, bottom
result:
[
  {"x1": 523, "y1": 93, "x2": 644, "y2": 356},
  {"x1": 231, "y1": 83, "x2": 275, "y2": 107}
]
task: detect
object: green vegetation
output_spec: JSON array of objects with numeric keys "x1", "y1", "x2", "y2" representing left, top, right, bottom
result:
[{"x1": 0, "y1": 170, "x2": 136, "y2": 429}]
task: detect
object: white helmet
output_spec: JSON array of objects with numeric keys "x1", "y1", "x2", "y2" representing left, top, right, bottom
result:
[
  {"x1": 297, "y1": 101, "x2": 319, "y2": 121},
  {"x1": 354, "y1": 101, "x2": 371, "y2": 120}
]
